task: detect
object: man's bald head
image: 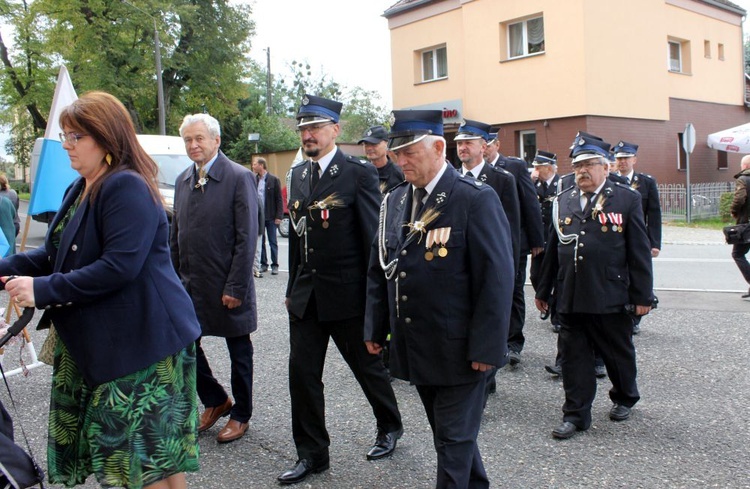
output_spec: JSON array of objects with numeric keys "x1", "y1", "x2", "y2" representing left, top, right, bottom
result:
[{"x1": 741, "y1": 154, "x2": 750, "y2": 170}]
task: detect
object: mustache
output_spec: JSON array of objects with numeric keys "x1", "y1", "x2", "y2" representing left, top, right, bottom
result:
[{"x1": 303, "y1": 137, "x2": 317, "y2": 145}]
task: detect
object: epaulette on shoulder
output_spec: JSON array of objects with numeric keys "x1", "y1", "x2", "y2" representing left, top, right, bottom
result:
[
  {"x1": 458, "y1": 177, "x2": 485, "y2": 190},
  {"x1": 614, "y1": 182, "x2": 639, "y2": 192},
  {"x1": 640, "y1": 173, "x2": 655, "y2": 181},
  {"x1": 489, "y1": 165, "x2": 512, "y2": 176},
  {"x1": 346, "y1": 155, "x2": 368, "y2": 165},
  {"x1": 557, "y1": 184, "x2": 575, "y2": 196},
  {"x1": 290, "y1": 157, "x2": 306, "y2": 169}
]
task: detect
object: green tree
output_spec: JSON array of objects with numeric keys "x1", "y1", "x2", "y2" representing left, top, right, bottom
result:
[{"x1": 0, "y1": 0, "x2": 254, "y2": 165}]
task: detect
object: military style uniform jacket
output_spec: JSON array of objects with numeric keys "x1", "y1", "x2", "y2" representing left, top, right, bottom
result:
[
  {"x1": 535, "y1": 174, "x2": 560, "y2": 242},
  {"x1": 377, "y1": 158, "x2": 405, "y2": 195},
  {"x1": 495, "y1": 154, "x2": 544, "y2": 254},
  {"x1": 535, "y1": 181, "x2": 653, "y2": 315},
  {"x1": 364, "y1": 167, "x2": 515, "y2": 386},
  {"x1": 286, "y1": 148, "x2": 382, "y2": 321},
  {"x1": 473, "y1": 164, "x2": 521, "y2": 272},
  {"x1": 627, "y1": 172, "x2": 662, "y2": 250}
]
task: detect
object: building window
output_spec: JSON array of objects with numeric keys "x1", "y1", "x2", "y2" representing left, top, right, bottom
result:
[
  {"x1": 718, "y1": 43, "x2": 725, "y2": 60},
  {"x1": 717, "y1": 151, "x2": 728, "y2": 170},
  {"x1": 668, "y1": 38, "x2": 691, "y2": 73},
  {"x1": 420, "y1": 45, "x2": 447, "y2": 82},
  {"x1": 704, "y1": 40, "x2": 711, "y2": 58},
  {"x1": 508, "y1": 16, "x2": 545, "y2": 59},
  {"x1": 518, "y1": 130, "x2": 536, "y2": 166}
]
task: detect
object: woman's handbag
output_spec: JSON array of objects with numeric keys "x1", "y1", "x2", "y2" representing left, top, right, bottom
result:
[
  {"x1": 37, "y1": 325, "x2": 57, "y2": 366},
  {"x1": 722, "y1": 223, "x2": 750, "y2": 245}
]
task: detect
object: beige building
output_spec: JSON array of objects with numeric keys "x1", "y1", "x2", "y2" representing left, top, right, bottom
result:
[{"x1": 384, "y1": 0, "x2": 749, "y2": 184}]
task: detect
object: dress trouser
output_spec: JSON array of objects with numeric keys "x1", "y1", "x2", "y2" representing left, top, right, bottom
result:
[
  {"x1": 288, "y1": 297, "x2": 401, "y2": 462},
  {"x1": 507, "y1": 253, "x2": 528, "y2": 352},
  {"x1": 261, "y1": 219, "x2": 279, "y2": 268},
  {"x1": 196, "y1": 335, "x2": 254, "y2": 423},
  {"x1": 558, "y1": 312, "x2": 639, "y2": 429},
  {"x1": 416, "y1": 380, "x2": 489, "y2": 489},
  {"x1": 732, "y1": 242, "x2": 750, "y2": 284}
]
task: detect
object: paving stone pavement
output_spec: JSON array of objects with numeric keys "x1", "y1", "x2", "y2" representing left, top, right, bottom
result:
[{"x1": 0, "y1": 234, "x2": 748, "y2": 488}]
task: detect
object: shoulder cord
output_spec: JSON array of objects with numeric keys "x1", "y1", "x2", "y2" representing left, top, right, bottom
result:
[
  {"x1": 551, "y1": 196, "x2": 580, "y2": 272},
  {"x1": 378, "y1": 196, "x2": 398, "y2": 280}
]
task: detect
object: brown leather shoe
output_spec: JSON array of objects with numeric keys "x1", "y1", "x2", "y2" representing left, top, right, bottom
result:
[
  {"x1": 216, "y1": 419, "x2": 248, "y2": 443},
  {"x1": 198, "y1": 398, "x2": 233, "y2": 433}
]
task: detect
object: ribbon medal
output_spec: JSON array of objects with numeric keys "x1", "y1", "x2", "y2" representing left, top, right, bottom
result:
[
  {"x1": 598, "y1": 212, "x2": 608, "y2": 232},
  {"x1": 608, "y1": 212, "x2": 623, "y2": 232},
  {"x1": 321, "y1": 209, "x2": 330, "y2": 229}
]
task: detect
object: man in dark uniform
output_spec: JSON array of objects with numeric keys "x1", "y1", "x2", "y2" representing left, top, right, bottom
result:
[
  {"x1": 534, "y1": 133, "x2": 654, "y2": 440},
  {"x1": 359, "y1": 125, "x2": 404, "y2": 194},
  {"x1": 365, "y1": 110, "x2": 514, "y2": 488},
  {"x1": 484, "y1": 132, "x2": 544, "y2": 365},
  {"x1": 455, "y1": 119, "x2": 520, "y2": 271},
  {"x1": 455, "y1": 119, "x2": 521, "y2": 399},
  {"x1": 615, "y1": 141, "x2": 662, "y2": 333},
  {"x1": 278, "y1": 95, "x2": 402, "y2": 485},
  {"x1": 529, "y1": 150, "x2": 560, "y2": 332}
]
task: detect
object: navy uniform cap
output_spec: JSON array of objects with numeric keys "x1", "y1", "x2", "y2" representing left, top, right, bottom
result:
[
  {"x1": 532, "y1": 150, "x2": 557, "y2": 166},
  {"x1": 614, "y1": 140, "x2": 639, "y2": 158},
  {"x1": 296, "y1": 94, "x2": 343, "y2": 127},
  {"x1": 454, "y1": 119, "x2": 492, "y2": 141},
  {"x1": 570, "y1": 133, "x2": 611, "y2": 164},
  {"x1": 387, "y1": 110, "x2": 444, "y2": 151},
  {"x1": 488, "y1": 132, "x2": 498, "y2": 143},
  {"x1": 358, "y1": 125, "x2": 389, "y2": 144}
]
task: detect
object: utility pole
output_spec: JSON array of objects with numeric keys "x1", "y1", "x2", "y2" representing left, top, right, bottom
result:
[
  {"x1": 266, "y1": 47, "x2": 272, "y2": 115},
  {"x1": 122, "y1": 1, "x2": 166, "y2": 134}
]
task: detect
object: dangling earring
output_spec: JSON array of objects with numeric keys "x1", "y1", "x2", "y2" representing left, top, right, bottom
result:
[{"x1": 105, "y1": 154, "x2": 113, "y2": 166}]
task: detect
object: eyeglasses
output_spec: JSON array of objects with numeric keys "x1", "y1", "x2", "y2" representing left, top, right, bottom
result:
[
  {"x1": 296, "y1": 122, "x2": 333, "y2": 135},
  {"x1": 59, "y1": 132, "x2": 88, "y2": 146},
  {"x1": 572, "y1": 160, "x2": 604, "y2": 170}
]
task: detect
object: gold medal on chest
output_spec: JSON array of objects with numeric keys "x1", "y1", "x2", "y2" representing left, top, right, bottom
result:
[
  {"x1": 438, "y1": 246, "x2": 448, "y2": 258},
  {"x1": 425, "y1": 251, "x2": 434, "y2": 261}
]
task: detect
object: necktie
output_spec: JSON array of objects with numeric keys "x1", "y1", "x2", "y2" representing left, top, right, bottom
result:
[
  {"x1": 412, "y1": 187, "x2": 427, "y2": 222},
  {"x1": 311, "y1": 161, "x2": 320, "y2": 189},
  {"x1": 465, "y1": 170, "x2": 475, "y2": 179},
  {"x1": 582, "y1": 192, "x2": 596, "y2": 213}
]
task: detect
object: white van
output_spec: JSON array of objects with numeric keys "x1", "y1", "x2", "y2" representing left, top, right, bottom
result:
[{"x1": 136, "y1": 135, "x2": 192, "y2": 218}]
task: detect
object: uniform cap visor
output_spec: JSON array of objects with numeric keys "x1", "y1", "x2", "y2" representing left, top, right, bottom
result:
[{"x1": 388, "y1": 134, "x2": 429, "y2": 151}]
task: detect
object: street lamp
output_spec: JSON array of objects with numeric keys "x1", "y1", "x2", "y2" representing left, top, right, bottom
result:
[
  {"x1": 248, "y1": 133, "x2": 261, "y2": 154},
  {"x1": 121, "y1": 0, "x2": 166, "y2": 135}
]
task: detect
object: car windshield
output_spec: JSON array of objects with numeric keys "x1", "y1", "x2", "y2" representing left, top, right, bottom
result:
[{"x1": 152, "y1": 154, "x2": 193, "y2": 188}]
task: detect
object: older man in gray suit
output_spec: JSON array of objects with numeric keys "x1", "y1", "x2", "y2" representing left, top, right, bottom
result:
[{"x1": 171, "y1": 113, "x2": 259, "y2": 443}]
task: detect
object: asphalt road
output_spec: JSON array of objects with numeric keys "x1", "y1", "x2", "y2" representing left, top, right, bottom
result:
[{"x1": 3, "y1": 206, "x2": 749, "y2": 488}]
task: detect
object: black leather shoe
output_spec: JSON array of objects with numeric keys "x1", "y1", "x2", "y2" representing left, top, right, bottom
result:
[
  {"x1": 508, "y1": 350, "x2": 521, "y2": 366},
  {"x1": 552, "y1": 421, "x2": 583, "y2": 439},
  {"x1": 545, "y1": 364, "x2": 562, "y2": 377},
  {"x1": 609, "y1": 404, "x2": 631, "y2": 421},
  {"x1": 277, "y1": 458, "x2": 329, "y2": 485},
  {"x1": 366, "y1": 427, "x2": 403, "y2": 460},
  {"x1": 595, "y1": 365, "x2": 607, "y2": 378}
]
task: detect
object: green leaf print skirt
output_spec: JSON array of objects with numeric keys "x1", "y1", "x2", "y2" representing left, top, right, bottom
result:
[{"x1": 47, "y1": 340, "x2": 199, "y2": 488}]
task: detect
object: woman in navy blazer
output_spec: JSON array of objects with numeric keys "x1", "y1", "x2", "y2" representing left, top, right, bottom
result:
[{"x1": 1, "y1": 92, "x2": 201, "y2": 489}]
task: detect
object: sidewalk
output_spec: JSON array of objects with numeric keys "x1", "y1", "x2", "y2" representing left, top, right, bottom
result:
[{"x1": 661, "y1": 223, "x2": 726, "y2": 245}]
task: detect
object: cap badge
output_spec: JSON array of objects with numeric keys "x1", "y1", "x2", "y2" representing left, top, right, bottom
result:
[
  {"x1": 366, "y1": 129, "x2": 372, "y2": 136},
  {"x1": 302, "y1": 96, "x2": 309, "y2": 106},
  {"x1": 578, "y1": 139, "x2": 585, "y2": 146},
  {"x1": 459, "y1": 120, "x2": 467, "y2": 128}
]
